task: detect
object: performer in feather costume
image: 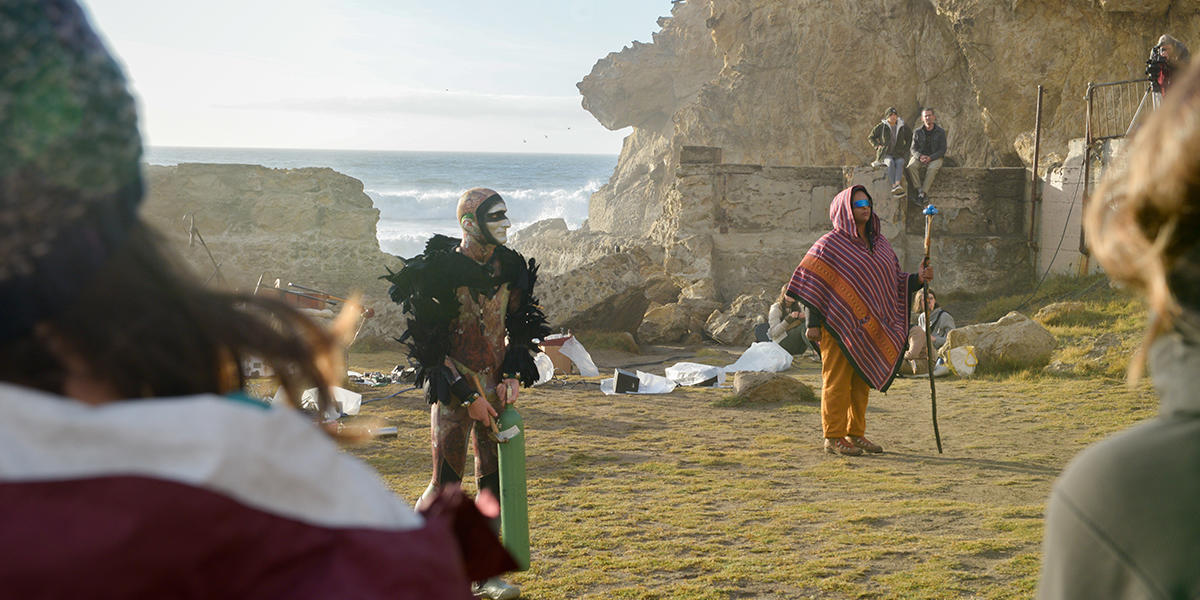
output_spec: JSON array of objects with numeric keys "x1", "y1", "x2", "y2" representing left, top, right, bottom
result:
[{"x1": 384, "y1": 188, "x2": 550, "y2": 599}]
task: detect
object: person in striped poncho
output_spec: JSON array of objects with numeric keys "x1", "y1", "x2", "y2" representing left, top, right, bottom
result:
[{"x1": 788, "y1": 185, "x2": 933, "y2": 456}]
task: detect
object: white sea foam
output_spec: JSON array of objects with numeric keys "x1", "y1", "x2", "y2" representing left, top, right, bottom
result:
[{"x1": 143, "y1": 148, "x2": 616, "y2": 257}]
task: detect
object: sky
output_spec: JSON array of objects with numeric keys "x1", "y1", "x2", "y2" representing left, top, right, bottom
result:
[{"x1": 78, "y1": 0, "x2": 676, "y2": 154}]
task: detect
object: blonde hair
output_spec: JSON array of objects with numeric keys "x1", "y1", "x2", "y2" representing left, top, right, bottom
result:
[
  {"x1": 1088, "y1": 60, "x2": 1200, "y2": 381},
  {"x1": 912, "y1": 288, "x2": 936, "y2": 313}
]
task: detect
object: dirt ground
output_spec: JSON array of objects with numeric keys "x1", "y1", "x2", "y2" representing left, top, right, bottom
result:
[{"x1": 343, "y1": 343, "x2": 1156, "y2": 599}]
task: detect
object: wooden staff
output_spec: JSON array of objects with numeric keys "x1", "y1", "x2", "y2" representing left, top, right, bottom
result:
[{"x1": 922, "y1": 204, "x2": 944, "y2": 454}]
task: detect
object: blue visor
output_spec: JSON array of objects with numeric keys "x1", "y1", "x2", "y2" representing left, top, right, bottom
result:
[{"x1": 852, "y1": 199, "x2": 871, "y2": 208}]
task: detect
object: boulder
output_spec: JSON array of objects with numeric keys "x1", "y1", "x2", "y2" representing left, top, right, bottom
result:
[
  {"x1": 1034, "y1": 301, "x2": 1089, "y2": 325},
  {"x1": 637, "y1": 298, "x2": 722, "y2": 344},
  {"x1": 943, "y1": 311, "x2": 1057, "y2": 369},
  {"x1": 704, "y1": 290, "x2": 773, "y2": 346},
  {"x1": 680, "y1": 277, "x2": 719, "y2": 301},
  {"x1": 509, "y1": 218, "x2": 568, "y2": 245},
  {"x1": 732, "y1": 372, "x2": 815, "y2": 404},
  {"x1": 644, "y1": 278, "x2": 683, "y2": 306},
  {"x1": 535, "y1": 249, "x2": 670, "y2": 335}
]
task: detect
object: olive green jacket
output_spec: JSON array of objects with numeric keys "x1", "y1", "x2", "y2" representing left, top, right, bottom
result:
[
  {"x1": 1037, "y1": 328, "x2": 1200, "y2": 599},
  {"x1": 869, "y1": 119, "x2": 911, "y2": 161}
]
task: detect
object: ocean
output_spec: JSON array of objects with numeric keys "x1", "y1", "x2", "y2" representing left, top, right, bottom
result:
[{"x1": 144, "y1": 147, "x2": 617, "y2": 259}]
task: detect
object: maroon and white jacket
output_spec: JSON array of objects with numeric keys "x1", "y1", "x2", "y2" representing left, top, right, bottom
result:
[{"x1": 0, "y1": 384, "x2": 513, "y2": 599}]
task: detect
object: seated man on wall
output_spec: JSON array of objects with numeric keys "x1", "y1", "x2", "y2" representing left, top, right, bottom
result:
[{"x1": 906, "y1": 107, "x2": 947, "y2": 204}]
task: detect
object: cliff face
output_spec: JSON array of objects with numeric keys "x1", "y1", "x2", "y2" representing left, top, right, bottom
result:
[
  {"x1": 139, "y1": 163, "x2": 404, "y2": 344},
  {"x1": 580, "y1": 0, "x2": 1199, "y2": 237}
]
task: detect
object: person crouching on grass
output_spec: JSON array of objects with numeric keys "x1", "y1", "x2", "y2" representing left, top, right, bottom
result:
[
  {"x1": 0, "y1": 2, "x2": 514, "y2": 596},
  {"x1": 788, "y1": 185, "x2": 933, "y2": 456},
  {"x1": 1036, "y1": 59, "x2": 1200, "y2": 599}
]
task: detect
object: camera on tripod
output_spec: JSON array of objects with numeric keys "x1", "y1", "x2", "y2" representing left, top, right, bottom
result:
[{"x1": 1146, "y1": 44, "x2": 1171, "y2": 93}]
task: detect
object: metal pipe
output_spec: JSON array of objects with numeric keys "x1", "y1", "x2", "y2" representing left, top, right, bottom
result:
[
  {"x1": 1079, "y1": 83, "x2": 1093, "y2": 274},
  {"x1": 1030, "y1": 85, "x2": 1043, "y2": 252}
]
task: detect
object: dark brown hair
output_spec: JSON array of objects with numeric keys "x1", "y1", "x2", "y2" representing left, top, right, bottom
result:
[
  {"x1": 1088, "y1": 60, "x2": 1200, "y2": 380},
  {"x1": 0, "y1": 219, "x2": 339, "y2": 409}
]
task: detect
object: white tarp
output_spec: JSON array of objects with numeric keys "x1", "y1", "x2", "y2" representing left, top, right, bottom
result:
[
  {"x1": 599, "y1": 370, "x2": 677, "y2": 395},
  {"x1": 533, "y1": 352, "x2": 554, "y2": 386},
  {"x1": 558, "y1": 336, "x2": 600, "y2": 377},
  {"x1": 273, "y1": 386, "x2": 362, "y2": 421},
  {"x1": 723, "y1": 342, "x2": 794, "y2": 373},
  {"x1": 664, "y1": 362, "x2": 726, "y2": 386}
]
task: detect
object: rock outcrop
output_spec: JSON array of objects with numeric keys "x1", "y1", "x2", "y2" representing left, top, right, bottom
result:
[
  {"x1": 704, "y1": 290, "x2": 773, "y2": 346},
  {"x1": 943, "y1": 311, "x2": 1057, "y2": 369},
  {"x1": 139, "y1": 163, "x2": 404, "y2": 345},
  {"x1": 530, "y1": 246, "x2": 674, "y2": 336},
  {"x1": 732, "y1": 372, "x2": 815, "y2": 404},
  {"x1": 580, "y1": 0, "x2": 1200, "y2": 238}
]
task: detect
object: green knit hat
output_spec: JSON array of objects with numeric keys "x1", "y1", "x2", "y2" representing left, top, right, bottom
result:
[{"x1": 0, "y1": 0, "x2": 144, "y2": 341}]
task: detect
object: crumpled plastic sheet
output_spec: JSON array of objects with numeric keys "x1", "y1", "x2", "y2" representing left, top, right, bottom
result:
[
  {"x1": 664, "y1": 362, "x2": 726, "y2": 386},
  {"x1": 273, "y1": 385, "x2": 362, "y2": 421},
  {"x1": 599, "y1": 369, "x2": 677, "y2": 395},
  {"x1": 722, "y1": 342, "x2": 793, "y2": 374},
  {"x1": 558, "y1": 336, "x2": 600, "y2": 377},
  {"x1": 533, "y1": 352, "x2": 554, "y2": 386}
]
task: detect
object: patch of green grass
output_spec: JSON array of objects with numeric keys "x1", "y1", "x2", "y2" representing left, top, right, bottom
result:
[
  {"x1": 575, "y1": 330, "x2": 640, "y2": 354},
  {"x1": 344, "y1": 331, "x2": 1158, "y2": 599},
  {"x1": 971, "y1": 274, "x2": 1117, "y2": 324}
]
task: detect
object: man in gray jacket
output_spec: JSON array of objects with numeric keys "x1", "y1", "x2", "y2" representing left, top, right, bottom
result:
[{"x1": 906, "y1": 107, "x2": 947, "y2": 204}]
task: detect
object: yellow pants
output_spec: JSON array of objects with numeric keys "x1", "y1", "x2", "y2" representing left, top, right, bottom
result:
[{"x1": 820, "y1": 327, "x2": 870, "y2": 438}]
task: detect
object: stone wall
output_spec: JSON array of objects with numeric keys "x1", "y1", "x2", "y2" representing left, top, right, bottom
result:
[
  {"x1": 579, "y1": 0, "x2": 1200, "y2": 239},
  {"x1": 1034, "y1": 138, "x2": 1113, "y2": 277},
  {"x1": 659, "y1": 147, "x2": 1033, "y2": 302}
]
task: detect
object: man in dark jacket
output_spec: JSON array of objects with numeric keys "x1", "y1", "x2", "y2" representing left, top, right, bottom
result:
[
  {"x1": 906, "y1": 107, "x2": 947, "y2": 203},
  {"x1": 869, "y1": 107, "x2": 911, "y2": 196}
]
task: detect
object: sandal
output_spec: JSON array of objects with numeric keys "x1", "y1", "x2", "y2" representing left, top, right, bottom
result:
[
  {"x1": 824, "y1": 437, "x2": 863, "y2": 456},
  {"x1": 847, "y1": 435, "x2": 883, "y2": 454}
]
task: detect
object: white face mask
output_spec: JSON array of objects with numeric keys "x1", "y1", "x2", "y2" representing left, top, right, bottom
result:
[{"x1": 482, "y1": 201, "x2": 511, "y2": 246}]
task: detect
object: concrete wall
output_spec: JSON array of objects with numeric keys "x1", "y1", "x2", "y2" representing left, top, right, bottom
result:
[
  {"x1": 1034, "y1": 138, "x2": 1111, "y2": 277},
  {"x1": 670, "y1": 147, "x2": 1034, "y2": 301}
]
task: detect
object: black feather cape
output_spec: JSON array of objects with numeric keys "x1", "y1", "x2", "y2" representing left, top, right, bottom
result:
[{"x1": 382, "y1": 235, "x2": 551, "y2": 404}]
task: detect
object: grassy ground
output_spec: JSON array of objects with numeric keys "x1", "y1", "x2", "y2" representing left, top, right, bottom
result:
[{"x1": 339, "y1": 278, "x2": 1158, "y2": 599}]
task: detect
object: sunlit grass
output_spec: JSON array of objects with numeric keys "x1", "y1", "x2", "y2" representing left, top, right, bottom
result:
[{"x1": 341, "y1": 275, "x2": 1158, "y2": 598}]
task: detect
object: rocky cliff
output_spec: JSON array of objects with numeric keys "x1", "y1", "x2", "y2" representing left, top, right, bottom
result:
[
  {"x1": 139, "y1": 163, "x2": 404, "y2": 345},
  {"x1": 580, "y1": 0, "x2": 1199, "y2": 237}
]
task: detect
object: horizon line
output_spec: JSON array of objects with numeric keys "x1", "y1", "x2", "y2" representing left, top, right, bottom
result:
[{"x1": 146, "y1": 144, "x2": 620, "y2": 157}]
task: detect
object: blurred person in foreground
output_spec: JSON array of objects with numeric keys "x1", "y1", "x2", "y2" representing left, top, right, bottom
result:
[
  {"x1": 0, "y1": 2, "x2": 513, "y2": 597},
  {"x1": 1037, "y1": 60, "x2": 1200, "y2": 598},
  {"x1": 788, "y1": 185, "x2": 933, "y2": 456}
]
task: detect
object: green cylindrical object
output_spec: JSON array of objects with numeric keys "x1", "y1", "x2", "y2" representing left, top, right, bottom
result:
[{"x1": 497, "y1": 406, "x2": 529, "y2": 570}]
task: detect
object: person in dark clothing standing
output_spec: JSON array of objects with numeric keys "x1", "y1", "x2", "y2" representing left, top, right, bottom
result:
[
  {"x1": 1036, "y1": 61, "x2": 1200, "y2": 599},
  {"x1": 869, "y1": 107, "x2": 912, "y2": 196},
  {"x1": 384, "y1": 188, "x2": 550, "y2": 600},
  {"x1": 906, "y1": 107, "x2": 947, "y2": 204}
]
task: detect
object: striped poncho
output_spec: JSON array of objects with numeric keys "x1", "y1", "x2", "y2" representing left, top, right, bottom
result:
[{"x1": 788, "y1": 185, "x2": 912, "y2": 391}]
